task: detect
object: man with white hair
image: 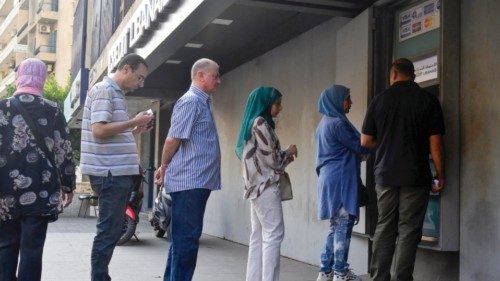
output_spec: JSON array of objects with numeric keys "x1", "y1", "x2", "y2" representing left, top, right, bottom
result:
[{"x1": 155, "y1": 58, "x2": 222, "y2": 281}]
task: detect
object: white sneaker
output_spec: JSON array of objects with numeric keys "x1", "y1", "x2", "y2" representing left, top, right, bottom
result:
[
  {"x1": 333, "y1": 269, "x2": 362, "y2": 281},
  {"x1": 316, "y1": 271, "x2": 333, "y2": 281}
]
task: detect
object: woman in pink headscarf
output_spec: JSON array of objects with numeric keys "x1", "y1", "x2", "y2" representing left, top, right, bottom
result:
[{"x1": 0, "y1": 58, "x2": 75, "y2": 281}]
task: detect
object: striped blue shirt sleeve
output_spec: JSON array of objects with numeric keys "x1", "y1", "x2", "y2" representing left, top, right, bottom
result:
[
  {"x1": 90, "y1": 88, "x2": 114, "y2": 124},
  {"x1": 168, "y1": 98, "x2": 199, "y2": 140}
]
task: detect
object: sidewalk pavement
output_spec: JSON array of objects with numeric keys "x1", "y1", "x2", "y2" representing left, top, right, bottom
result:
[{"x1": 43, "y1": 211, "x2": 370, "y2": 281}]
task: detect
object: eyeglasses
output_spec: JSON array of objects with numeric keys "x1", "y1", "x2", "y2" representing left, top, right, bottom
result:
[
  {"x1": 135, "y1": 73, "x2": 145, "y2": 82},
  {"x1": 131, "y1": 69, "x2": 146, "y2": 82}
]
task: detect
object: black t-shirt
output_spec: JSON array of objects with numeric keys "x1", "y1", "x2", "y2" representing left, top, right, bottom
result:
[{"x1": 362, "y1": 81, "x2": 445, "y2": 187}]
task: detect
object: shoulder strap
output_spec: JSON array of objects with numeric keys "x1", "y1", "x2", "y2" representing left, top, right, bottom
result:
[{"x1": 10, "y1": 97, "x2": 59, "y2": 171}]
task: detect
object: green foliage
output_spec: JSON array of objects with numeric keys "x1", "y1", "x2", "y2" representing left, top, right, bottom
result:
[
  {"x1": 69, "y1": 128, "x2": 81, "y2": 165},
  {"x1": 42, "y1": 74, "x2": 71, "y2": 108},
  {"x1": 6, "y1": 84, "x2": 15, "y2": 96}
]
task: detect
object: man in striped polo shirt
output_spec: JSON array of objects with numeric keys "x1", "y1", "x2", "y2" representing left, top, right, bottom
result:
[
  {"x1": 80, "y1": 54, "x2": 154, "y2": 281},
  {"x1": 154, "y1": 58, "x2": 221, "y2": 281}
]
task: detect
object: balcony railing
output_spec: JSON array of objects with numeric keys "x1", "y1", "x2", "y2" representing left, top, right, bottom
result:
[
  {"x1": 34, "y1": 44, "x2": 56, "y2": 55},
  {"x1": 17, "y1": 0, "x2": 29, "y2": 10},
  {"x1": 0, "y1": 3, "x2": 19, "y2": 39},
  {"x1": 0, "y1": 38, "x2": 16, "y2": 66},
  {"x1": 0, "y1": 0, "x2": 6, "y2": 11},
  {"x1": 17, "y1": 22, "x2": 27, "y2": 36},
  {"x1": 37, "y1": 0, "x2": 58, "y2": 13}
]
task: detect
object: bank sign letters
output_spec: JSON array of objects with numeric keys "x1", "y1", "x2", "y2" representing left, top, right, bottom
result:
[
  {"x1": 108, "y1": 0, "x2": 173, "y2": 72},
  {"x1": 399, "y1": 0, "x2": 440, "y2": 42}
]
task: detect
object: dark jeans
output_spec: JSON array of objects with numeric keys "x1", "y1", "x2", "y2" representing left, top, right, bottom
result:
[
  {"x1": 0, "y1": 216, "x2": 50, "y2": 281},
  {"x1": 89, "y1": 172, "x2": 133, "y2": 281},
  {"x1": 164, "y1": 188, "x2": 211, "y2": 281},
  {"x1": 370, "y1": 184, "x2": 430, "y2": 281}
]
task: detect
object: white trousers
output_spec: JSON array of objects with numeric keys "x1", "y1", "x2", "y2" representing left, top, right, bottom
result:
[{"x1": 246, "y1": 185, "x2": 284, "y2": 281}]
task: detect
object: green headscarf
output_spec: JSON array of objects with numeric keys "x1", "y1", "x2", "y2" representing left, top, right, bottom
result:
[{"x1": 235, "y1": 87, "x2": 282, "y2": 159}]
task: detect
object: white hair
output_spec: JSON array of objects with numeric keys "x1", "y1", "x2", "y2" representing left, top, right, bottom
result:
[{"x1": 191, "y1": 58, "x2": 219, "y2": 80}]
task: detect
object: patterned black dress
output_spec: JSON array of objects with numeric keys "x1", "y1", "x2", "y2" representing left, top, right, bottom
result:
[{"x1": 0, "y1": 94, "x2": 75, "y2": 222}]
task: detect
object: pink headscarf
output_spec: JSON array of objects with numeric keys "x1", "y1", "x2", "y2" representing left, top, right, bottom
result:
[{"x1": 14, "y1": 58, "x2": 47, "y2": 96}]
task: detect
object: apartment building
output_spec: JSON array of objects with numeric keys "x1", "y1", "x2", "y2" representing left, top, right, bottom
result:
[{"x1": 0, "y1": 0, "x2": 74, "y2": 96}]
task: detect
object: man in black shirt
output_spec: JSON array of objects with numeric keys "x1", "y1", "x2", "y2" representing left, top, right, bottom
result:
[{"x1": 361, "y1": 58, "x2": 445, "y2": 281}]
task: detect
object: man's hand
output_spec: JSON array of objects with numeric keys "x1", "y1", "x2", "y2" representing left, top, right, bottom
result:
[
  {"x1": 91, "y1": 110, "x2": 154, "y2": 139},
  {"x1": 132, "y1": 124, "x2": 153, "y2": 135},
  {"x1": 61, "y1": 192, "x2": 74, "y2": 208},
  {"x1": 432, "y1": 175, "x2": 445, "y2": 193},
  {"x1": 154, "y1": 165, "x2": 166, "y2": 186},
  {"x1": 132, "y1": 111, "x2": 154, "y2": 127},
  {"x1": 132, "y1": 111, "x2": 154, "y2": 135}
]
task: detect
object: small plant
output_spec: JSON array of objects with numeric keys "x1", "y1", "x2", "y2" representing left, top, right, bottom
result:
[{"x1": 6, "y1": 84, "x2": 15, "y2": 96}]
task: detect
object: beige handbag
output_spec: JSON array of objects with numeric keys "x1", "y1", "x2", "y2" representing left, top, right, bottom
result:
[{"x1": 279, "y1": 172, "x2": 293, "y2": 201}]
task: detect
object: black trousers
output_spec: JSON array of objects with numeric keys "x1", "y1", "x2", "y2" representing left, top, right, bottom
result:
[
  {"x1": 0, "y1": 216, "x2": 50, "y2": 281},
  {"x1": 370, "y1": 185, "x2": 431, "y2": 281}
]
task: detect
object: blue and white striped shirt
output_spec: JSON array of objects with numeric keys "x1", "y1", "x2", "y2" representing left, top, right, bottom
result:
[
  {"x1": 164, "y1": 85, "x2": 221, "y2": 193},
  {"x1": 80, "y1": 76, "x2": 140, "y2": 177}
]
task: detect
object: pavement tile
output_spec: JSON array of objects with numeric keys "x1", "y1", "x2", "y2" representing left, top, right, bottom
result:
[{"x1": 42, "y1": 216, "x2": 330, "y2": 281}]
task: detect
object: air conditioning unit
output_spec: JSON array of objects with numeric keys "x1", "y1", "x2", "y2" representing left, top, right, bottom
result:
[{"x1": 39, "y1": 24, "x2": 51, "y2": 34}]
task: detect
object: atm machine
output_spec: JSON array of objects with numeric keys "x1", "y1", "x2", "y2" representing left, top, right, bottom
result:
[{"x1": 366, "y1": 0, "x2": 460, "y2": 252}]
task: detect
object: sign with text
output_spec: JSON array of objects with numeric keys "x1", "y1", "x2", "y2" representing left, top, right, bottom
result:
[
  {"x1": 108, "y1": 0, "x2": 175, "y2": 72},
  {"x1": 414, "y1": 55, "x2": 438, "y2": 84},
  {"x1": 399, "y1": 0, "x2": 440, "y2": 42}
]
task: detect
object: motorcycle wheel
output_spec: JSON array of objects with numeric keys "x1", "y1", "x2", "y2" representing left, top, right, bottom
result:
[
  {"x1": 117, "y1": 216, "x2": 136, "y2": 246},
  {"x1": 155, "y1": 228, "x2": 165, "y2": 238}
]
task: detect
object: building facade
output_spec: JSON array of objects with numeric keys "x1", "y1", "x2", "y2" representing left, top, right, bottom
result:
[
  {"x1": 0, "y1": 0, "x2": 75, "y2": 96},
  {"x1": 68, "y1": 0, "x2": 500, "y2": 280}
]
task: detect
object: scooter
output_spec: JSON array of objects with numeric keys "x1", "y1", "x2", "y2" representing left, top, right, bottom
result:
[
  {"x1": 117, "y1": 175, "x2": 144, "y2": 246},
  {"x1": 149, "y1": 185, "x2": 172, "y2": 239}
]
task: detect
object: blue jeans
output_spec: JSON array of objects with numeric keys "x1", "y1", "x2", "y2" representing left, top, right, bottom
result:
[
  {"x1": 0, "y1": 216, "x2": 50, "y2": 281},
  {"x1": 319, "y1": 207, "x2": 355, "y2": 275},
  {"x1": 164, "y1": 188, "x2": 211, "y2": 281},
  {"x1": 89, "y1": 172, "x2": 133, "y2": 281}
]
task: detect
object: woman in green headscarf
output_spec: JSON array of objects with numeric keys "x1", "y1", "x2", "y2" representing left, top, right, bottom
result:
[{"x1": 235, "y1": 87, "x2": 298, "y2": 281}]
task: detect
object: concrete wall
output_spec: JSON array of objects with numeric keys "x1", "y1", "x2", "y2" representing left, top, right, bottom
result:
[
  {"x1": 460, "y1": 1, "x2": 500, "y2": 280},
  {"x1": 54, "y1": 0, "x2": 74, "y2": 85},
  {"x1": 202, "y1": 3, "x2": 500, "y2": 279},
  {"x1": 204, "y1": 16, "x2": 375, "y2": 269}
]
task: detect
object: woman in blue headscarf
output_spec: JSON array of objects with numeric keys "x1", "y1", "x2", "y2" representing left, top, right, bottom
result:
[
  {"x1": 315, "y1": 85, "x2": 370, "y2": 281},
  {"x1": 235, "y1": 86, "x2": 297, "y2": 281}
]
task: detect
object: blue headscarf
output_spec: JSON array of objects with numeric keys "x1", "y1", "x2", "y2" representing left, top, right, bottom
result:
[
  {"x1": 318, "y1": 85, "x2": 360, "y2": 137},
  {"x1": 235, "y1": 87, "x2": 282, "y2": 159}
]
